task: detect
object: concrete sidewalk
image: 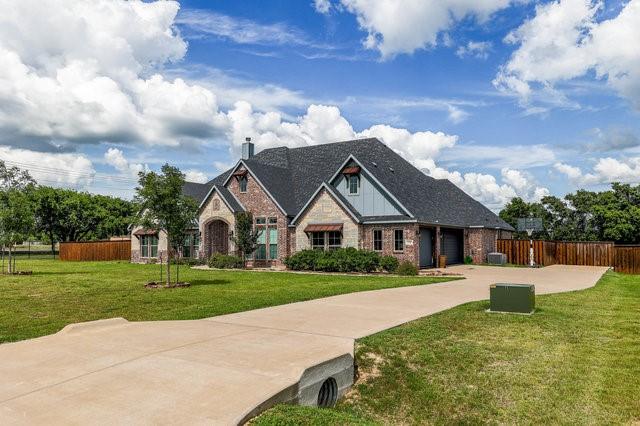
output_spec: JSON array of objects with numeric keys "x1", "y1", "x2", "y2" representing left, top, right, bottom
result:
[{"x1": 0, "y1": 265, "x2": 608, "y2": 425}]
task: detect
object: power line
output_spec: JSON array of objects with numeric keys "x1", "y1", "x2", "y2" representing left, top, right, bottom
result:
[{"x1": 0, "y1": 158, "x2": 139, "y2": 183}]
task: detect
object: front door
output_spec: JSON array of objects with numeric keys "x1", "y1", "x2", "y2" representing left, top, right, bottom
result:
[
  {"x1": 419, "y1": 228, "x2": 433, "y2": 268},
  {"x1": 207, "y1": 220, "x2": 229, "y2": 257}
]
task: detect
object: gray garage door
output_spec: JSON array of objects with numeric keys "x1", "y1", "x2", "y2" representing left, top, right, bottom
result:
[{"x1": 440, "y1": 229, "x2": 463, "y2": 265}]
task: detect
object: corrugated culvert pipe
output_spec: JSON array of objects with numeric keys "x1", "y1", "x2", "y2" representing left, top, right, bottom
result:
[{"x1": 317, "y1": 377, "x2": 338, "y2": 408}]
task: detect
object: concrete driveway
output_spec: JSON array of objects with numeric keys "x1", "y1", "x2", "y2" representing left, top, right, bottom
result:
[{"x1": 0, "y1": 265, "x2": 608, "y2": 425}]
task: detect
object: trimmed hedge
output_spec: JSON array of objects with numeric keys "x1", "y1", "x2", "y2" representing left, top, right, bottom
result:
[
  {"x1": 285, "y1": 248, "x2": 391, "y2": 273},
  {"x1": 396, "y1": 261, "x2": 418, "y2": 276},
  {"x1": 208, "y1": 253, "x2": 244, "y2": 269},
  {"x1": 379, "y1": 255, "x2": 399, "y2": 273}
]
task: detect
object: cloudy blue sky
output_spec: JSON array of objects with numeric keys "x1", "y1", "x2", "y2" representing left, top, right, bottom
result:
[{"x1": 1, "y1": 0, "x2": 639, "y2": 210}]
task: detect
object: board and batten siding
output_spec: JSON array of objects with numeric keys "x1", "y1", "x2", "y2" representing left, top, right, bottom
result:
[{"x1": 333, "y1": 171, "x2": 403, "y2": 217}]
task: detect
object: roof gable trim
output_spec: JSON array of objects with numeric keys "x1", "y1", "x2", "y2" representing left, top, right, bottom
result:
[
  {"x1": 222, "y1": 160, "x2": 289, "y2": 216},
  {"x1": 291, "y1": 182, "x2": 361, "y2": 225},
  {"x1": 198, "y1": 184, "x2": 245, "y2": 213},
  {"x1": 328, "y1": 154, "x2": 414, "y2": 217}
]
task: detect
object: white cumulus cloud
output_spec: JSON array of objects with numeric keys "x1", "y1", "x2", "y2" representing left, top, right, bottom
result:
[
  {"x1": 184, "y1": 169, "x2": 209, "y2": 184},
  {"x1": 555, "y1": 158, "x2": 640, "y2": 185},
  {"x1": 495, "y1": 0, "x2": 640, "y2": 110},
  {"x1": 334, "y1": 0, "x2": 513, "y2": 58},
  {"x1": 0, "y1": 146, "x2": 95, "y2": 187}
]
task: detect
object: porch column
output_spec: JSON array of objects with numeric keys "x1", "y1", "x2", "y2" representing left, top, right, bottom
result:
[{"x1": 434, "y1": 225, "x2": 441, "y2": 266}]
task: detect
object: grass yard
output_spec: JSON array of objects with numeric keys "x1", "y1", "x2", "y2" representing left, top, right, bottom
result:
[
  {"x1": 0, "y1": 258, "x2": 452, "y2": 343},
  {"x1": 254, "y1": 271, "x2": 640, "y2": 425}
]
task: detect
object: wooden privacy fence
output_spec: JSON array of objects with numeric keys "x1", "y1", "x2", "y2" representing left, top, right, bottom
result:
[
  {"x1": 496, "y1": 240, "x2": 637, "y2": 272},
  {"x1": 614, "y1": 246, "x2": 640, "y2": 274},
  {"x1": 59, "y1": 240, "x2": 130, "y2": 261}
]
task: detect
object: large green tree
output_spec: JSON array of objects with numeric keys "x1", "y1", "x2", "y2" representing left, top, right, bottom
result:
[
  {"x1": 0, "y1": 161, "x2": 36, "y2": 273},
  {"x1": 499, "y1": 183, "x2": 640, "y2": 244},
  {"x1": 134, "y1": 164, "x2": 197, "y2": 286},
  {"x1": 32, "y1": 186, "x2": 135, "y2": 249}
]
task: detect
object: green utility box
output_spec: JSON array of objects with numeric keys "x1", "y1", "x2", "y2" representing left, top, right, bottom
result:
[{"x1": 489, "y1": 283, "x2": 535, "y2": 314}]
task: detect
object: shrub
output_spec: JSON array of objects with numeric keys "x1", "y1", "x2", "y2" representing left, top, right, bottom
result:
[
  {"x1": 396, "y1": 261, "x2": 418, "y2": 276},
  {"x1": 284, "y1": 248, "x2": 380, "y2": 273},
  {"x1": 208, "y1": 253, "x2": 243, "y2": 269},
  {"x1": 284, "y1": 249, "x2": 322, "y2": 271},
  {"x1": 380, "y1": 255, "x2": 399, "y2": 273},
  {"x1": 464, "y1": 255, "x2": 474, "y2": 265},
  {"x1": 172, "y1": 257, "x2": 205, "y2": 266}
]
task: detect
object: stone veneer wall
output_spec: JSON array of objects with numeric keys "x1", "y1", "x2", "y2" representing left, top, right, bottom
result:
[
  {"x1": 130, "y1": 227, "x2": 168, "y2": 264},
  {"x1": 199, "y1": 191, "x2": 236, "y2": 258},
  {"x1": 295, "y1": 189, "x2": 360, "y2": 251},
  {"x1": 464, "y1": 228, "x2": 499, "y2": 264},
  {"x1": 226, "y1": 169, "x2": 289, "y2": 267},
  {"x1": 360, "y1": 223, "x2": 420, "y2": 264}
]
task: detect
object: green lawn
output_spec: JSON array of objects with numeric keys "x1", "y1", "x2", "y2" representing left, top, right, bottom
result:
[
  {"x1": 0, "y1": 259, "x2": 452, "y2": 343},
  {"x1": 254, "y1": 271, "x2": 640, "y2": 425}
]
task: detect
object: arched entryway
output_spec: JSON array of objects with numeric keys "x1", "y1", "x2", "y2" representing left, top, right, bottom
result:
[{"x1": 204, "y1": 219, "x2": 229, "y2": 258}]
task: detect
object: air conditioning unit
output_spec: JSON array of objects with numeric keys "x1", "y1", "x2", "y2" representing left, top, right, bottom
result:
[{"x1": 487, "y1": 252, "x2": 507, "y2": 265}]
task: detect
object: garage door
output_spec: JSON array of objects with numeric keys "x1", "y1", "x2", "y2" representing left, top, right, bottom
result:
[{"x1": 440, "y1": 229, "x2": 463, "y2": 265}]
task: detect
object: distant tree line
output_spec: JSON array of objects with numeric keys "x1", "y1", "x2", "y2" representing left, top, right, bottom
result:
[
  {"x1": 499, "y1": 183, "x2": 640, "y2": 244},
  {"x1": 1, "y1": 160, "x2": 135, "y2": 260}
]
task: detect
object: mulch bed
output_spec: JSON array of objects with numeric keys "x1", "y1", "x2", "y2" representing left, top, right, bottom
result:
[
  {"x1": 3, "y1": 271, "x2": 34, "y2": 275},
  {"x1": 144, "y1": 282, "x2": 191, "y2": 289}
]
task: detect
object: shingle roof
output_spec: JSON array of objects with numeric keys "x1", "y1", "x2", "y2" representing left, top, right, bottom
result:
[
  {"x1": 182, "y1": 181, "x2": 242, "y2": 213},
  {"x1": 188, "y1": 138, "x2": 513, "y2": 230}
]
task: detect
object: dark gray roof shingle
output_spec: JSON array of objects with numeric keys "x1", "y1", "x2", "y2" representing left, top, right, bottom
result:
[{"x1": 188, "y1": 138, "x2": 513, "y2": 230}]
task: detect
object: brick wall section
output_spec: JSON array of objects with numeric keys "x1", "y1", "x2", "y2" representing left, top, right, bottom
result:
[
  {"x1": 361, "y1": 223, "x2": 419, "y2": 264},
  {"x1": 465, "y1": 228, "x2": 499, "y2": 264},
  {"x1": 295, "y1": 189, "x2": 360, "y2": 250},
  {"x1": 226, "y1": 169, "x2": 289, "y2": 267}
]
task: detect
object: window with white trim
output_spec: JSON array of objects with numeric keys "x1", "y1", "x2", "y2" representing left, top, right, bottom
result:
[
  {"x1": 311, "y1": 232, "x2": 325, "y2": 250},
  {"x1": 182, "y1": 233, "x2": 200, "y2": 258},
  {"x1": 309, "y1": 231, "x2": 342, "y2": 251},
  {"x1": 239, "y1": 175, "x2": 248, "y2": 192},
  {"x1": 327, "y1": 231, "x2": 341, "y2": 250},
  {"x1": 140, "y1": 234, "x2": 159, "y2": 258},
  {"x1": 348, "y1": 174, "x2": 359, "y2": 195},
  {"x1": 373, "y1": 229, "x2": 383, "y2": 251},
  {"x1": 394, "y1": 229, "x2": 404, "y2": 252}
]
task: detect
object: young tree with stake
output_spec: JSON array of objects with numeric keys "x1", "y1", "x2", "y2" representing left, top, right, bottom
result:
[{"x1": 134, "y1": 164, "x2": 197, "y2": 286}]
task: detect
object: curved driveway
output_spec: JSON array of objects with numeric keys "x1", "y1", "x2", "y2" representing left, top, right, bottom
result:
[{"x1": 0, "y1": 265, "x2": 608, "y2": 425}]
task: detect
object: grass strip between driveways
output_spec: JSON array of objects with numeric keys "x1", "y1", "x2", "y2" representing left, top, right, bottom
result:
[
  {"x1": 253, "y1": 271, "x2": 640, "y2": 425},
  {"x1": 0, "y1": 259, "x2": 455, "y2": 343}
]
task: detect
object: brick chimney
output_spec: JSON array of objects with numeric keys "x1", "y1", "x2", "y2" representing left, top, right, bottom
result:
[{"x1": 241, "y1": 137, "x2": 254, "y2": 160}]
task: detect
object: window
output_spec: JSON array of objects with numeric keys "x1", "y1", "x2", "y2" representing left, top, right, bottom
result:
[
  {"x1": 140, "y1": 234, "x2": 158, "y2": 258},
  {"x1": 255, "y1": 228, "x2": 267, "y2": 260},
  {"x1": 212, "y1": 199, "x2": 220, "y2": 211},
  {"x1": 239, "y1": 175, "x2": 248, "y2": 192},
  {"x1": 327, "y1": 231, "x2": 341, "y2": 250},
  {"x1": 269, "y1": 227, "x2": 278, "y2": 259},
  {"x1": 311, "y1": 232, "x2": 325, "y2": 250},
  {"x1": 348, "y1": 174, "x2": 359, "y2": 195},
  {"x1": 254, "y1": 217, "x2": 277, "y2": 260},
  {"x1": 182, "y1": 233, "x2": 200, "y2": 258},
  {"x1": 310, "y1": 231, "x2": 341, "y2": 251},
  {"x1": 394, "y1": 229, "x2": 404, "y2": 252},
  {"x1": 373, "y1": 229, "x2": 382, "y2": 251}
]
